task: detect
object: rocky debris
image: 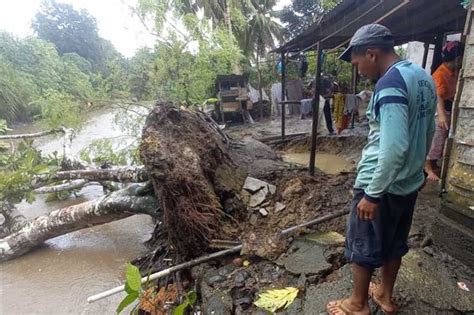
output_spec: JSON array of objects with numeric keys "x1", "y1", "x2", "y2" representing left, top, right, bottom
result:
[
  {"x1": 259, "y1": 208, "x2": 269, "y2": 217},
  {"x1": 276, "y1": 239, "x2": 333, "y2": 276},
  {"x1": 243, "y1": 176, "x2": 277, "y2": 195},
  {"x1": 275, "y1": 202, "x2": 286, "y2": 212},
  {"x1": 241, "y1": 232, "x2": 289, "y2": 261},
  {"x1": 243, "y1": 176, "x2": 277, "y2": 208},
  {"x1": 249, "y1": 189, "x2": 268, "y2": 208},
  {"x1": 281, "y1": 178, "x2": 305, "y2": 200}
]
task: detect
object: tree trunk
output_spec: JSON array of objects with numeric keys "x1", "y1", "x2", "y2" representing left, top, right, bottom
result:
[
  {"x1": 33, "y1": 166, "x2": 148, "y2": 188},
  {"x1": 256, "y1": 49, "x2": 264, "y2": 120},
  {"x1": 224, "y1": 0, "x2": 232, "y2": 36},
  {"x1": 0, "y1": 184, "x2": 159, "y2": 262},
  {"x1": 140, "y1": 103, "x2": 248, "y2": 258}
]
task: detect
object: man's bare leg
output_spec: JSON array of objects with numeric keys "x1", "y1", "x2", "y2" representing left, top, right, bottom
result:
[
  {"x1": 327, "y1": 263, "x2": 371, "y2": 314},
  {"x1": 371, "y1": 258, "x2": 401, "y2": 313}
]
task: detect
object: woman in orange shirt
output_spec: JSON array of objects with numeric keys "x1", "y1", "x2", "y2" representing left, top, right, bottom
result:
[{"x1": 425, "y1": 41, "x2": 464, "y2": 181}]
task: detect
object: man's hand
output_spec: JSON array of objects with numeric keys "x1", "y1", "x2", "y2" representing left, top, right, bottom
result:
[
  {"x1": 437, "y1": 112, "x2": 449, "y2": 130},
  {"x1": 357, "y1": 197, "x2": 379, "y2": 220}
]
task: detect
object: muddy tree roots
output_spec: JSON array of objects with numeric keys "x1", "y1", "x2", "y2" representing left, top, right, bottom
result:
[{"x1": 140, "y1": 103, "x2": 247, "y2": 258}]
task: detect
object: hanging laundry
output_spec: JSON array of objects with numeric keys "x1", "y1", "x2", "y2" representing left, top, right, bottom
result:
[
  {"x1": 344, "y1": 94, "x2": 359, "y2": 115},
  {"x1": 333, "y1": 93, "x2": 349, "y2": 134},
  {"x1": 333, "y1": 92, "x2": 346, "y2": 134}
]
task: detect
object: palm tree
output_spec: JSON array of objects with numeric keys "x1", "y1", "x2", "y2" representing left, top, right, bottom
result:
[{"x1": 243, "y1": 0, "x2": 282, "y2": 117}]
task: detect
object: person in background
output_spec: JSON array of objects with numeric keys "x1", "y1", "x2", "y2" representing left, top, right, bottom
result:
[
  {"x1": 326, "y1": 24, "x2": 436, "y2": 315},
  {"x1": 425, "y1": 41, "x2": 464, "y2": 181}
]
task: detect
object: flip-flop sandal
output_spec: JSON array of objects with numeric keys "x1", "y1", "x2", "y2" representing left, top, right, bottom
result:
[
  {"x1": 326, "y1": 299, "x2": 355, "y2": 315},
  {"x1": 368, "y1": 282, "x2": 399, "y2": 315}
]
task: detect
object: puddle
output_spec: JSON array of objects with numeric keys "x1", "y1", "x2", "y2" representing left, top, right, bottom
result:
[{"x1": 282, "y1": 152, "x2": 354, "y2": 174}]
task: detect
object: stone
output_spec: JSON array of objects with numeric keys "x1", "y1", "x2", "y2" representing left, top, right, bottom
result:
[
  {"x1": 249, "y1": 189, "x2": 268, "y2": 207},
  {"x1": 243, "y1": 176, "x2": 271, "y2": 193},
  {"x1": 304, "y1": 231, "x2": 345, "y2": 246},
  {"x1": 233, "y1": 257, "x2": 243, "y2": 267},
  {"x1": 207, "y1": 274, "x2": 226, "y2": 286},
  {"x1": 259, "y1": 208, "x2": 269, "y2": 217},
  {"x1": 423, "y1": 246, "x2": 434, "y2": 256},
  {"x1": 234, "y1": 270, "x2": 249, "y2": 287},
  {"x1": 275, "y1": 202, "x2": 286, "y2": 212},
  {"x1": 276, "y1": 240, "x2": 332, "y2": 276},
  {"x1": 281, "y1": 178, "x2": 305, "y2": 200},
  {"x1": 249, "y1": 214, "x2": 258, "y2": 226}
]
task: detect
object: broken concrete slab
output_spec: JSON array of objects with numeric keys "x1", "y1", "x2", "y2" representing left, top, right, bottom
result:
[
  {"x1": 303, "y1": 231, "x2": 345, "y2": 246},
  {"x1": 243, "y1": 177, "x2": 276, "y2": 195},
  {"x1": 276, "y1": 239, "x2": 332, "y2": 276},
  {"x1": 396, "y1": 249, "x2": 474, "y2": 313},
  {"x1": 249, "y1": 189, "x2": 268, "y2": 207},
  {"x1": 302, "y1": 265, "x2": 353, "y2": 315},
  {"x1": 259, "y1": 208, "x2": 269, "y2": 217}
]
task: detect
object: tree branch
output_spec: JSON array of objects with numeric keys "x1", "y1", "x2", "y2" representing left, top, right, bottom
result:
[{"x1": 33, "y1": 179, "x2": 91, "y2": 194}]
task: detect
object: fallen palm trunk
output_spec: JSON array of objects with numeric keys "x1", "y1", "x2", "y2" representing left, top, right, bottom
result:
[
  {"x1": 32, "y1": 166, "x2": 148, "y2": 188},
  {"x1": 0, "y1": 184, "x2": 159, "y2": 262},
  {"x1": 0, "y1": 128, "x2": 65, "y2": 140},
  {"x1": 87, "y1": 209, "x2": 349, "y2": 303}
]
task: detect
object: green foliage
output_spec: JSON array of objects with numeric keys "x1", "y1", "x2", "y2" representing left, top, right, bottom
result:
[
  {"x1": 79, "y1": 139, "x2": 135, "y2": 166},
  {"x1": 32, "y1": 0, "x2": 107, "y2": 70},
  {"x1": 116, "y1": 263, "x2": 142, "y2": 314},
  {"x1": 37, "y1": 90, "x2": 84, "y2": 129},
  {"x1": 173, "y1": 290, "x2": 197, "y2": 315},
  {"x1": 127, "y1": 18, "x2": 243, "y2": 105},
  {"x1": 280, "y1": 0, "x2": 339, "y2": 39},
  {"x1": 0, "y1": 140, "x2": 56, "y2": 204},
  {"x1": 0, "y1": 120, "x2": 10, "y2": 134}
]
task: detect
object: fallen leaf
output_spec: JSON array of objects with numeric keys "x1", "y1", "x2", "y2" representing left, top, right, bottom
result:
[{"x1": 254, "y1": 287, "x2": 299, "y2": 313}]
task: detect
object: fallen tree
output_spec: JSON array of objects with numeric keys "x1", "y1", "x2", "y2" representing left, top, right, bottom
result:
[
  {"x1": 0, "y1": 103, "x2": 292, "y2": 262},
  {"x1": 0, "y1": 183, "x2": 159, "y2": 262}
]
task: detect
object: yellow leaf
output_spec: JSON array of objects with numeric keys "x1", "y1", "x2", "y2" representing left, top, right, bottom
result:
[
  {"x1": 243, "y1": 260, "x2": 250, "y2": 267},
  {"x1": 253, "y1": 287, "x2": 299, "y2": 313}
]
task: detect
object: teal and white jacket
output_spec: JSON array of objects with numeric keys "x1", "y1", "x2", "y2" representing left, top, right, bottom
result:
[{"x1": 355, "y1": 60, "x2": 437, "y2": 202}]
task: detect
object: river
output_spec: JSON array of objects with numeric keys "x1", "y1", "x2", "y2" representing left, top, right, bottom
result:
[{"x1": 0, "y1": 108, "x2": 154, "y2": 314}]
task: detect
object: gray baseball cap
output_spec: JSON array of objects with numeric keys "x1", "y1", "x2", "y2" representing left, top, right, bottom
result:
[{"x1": 339, "y1": 24, "x2": 395, "y2": 62}]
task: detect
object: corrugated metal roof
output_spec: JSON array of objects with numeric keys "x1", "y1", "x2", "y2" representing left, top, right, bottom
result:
[{"x1": 273, "y1": 0, "x2": 467, "y2": 53}]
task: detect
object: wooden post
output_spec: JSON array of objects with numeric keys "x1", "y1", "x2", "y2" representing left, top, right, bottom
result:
[
  {"x1": 350, "y1": 64, "x2": 359, "y2": 128},
  {"x1": 281, "y1": 52, "x2": 286, "y2": 140},
  {"x1": 422, "y1": 42, "x2": 429, "y2": 69},
  {"x1": 431, "y1": 35, "x2": 444, "y2": 74},
  {"x1": 309, "y1": 43, "x2": 322, "y2": 176}
]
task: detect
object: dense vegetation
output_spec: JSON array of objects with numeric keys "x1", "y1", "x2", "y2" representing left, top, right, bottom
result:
[{"x1": 0, "y1": 0, "x2": 353, "y2": 129}]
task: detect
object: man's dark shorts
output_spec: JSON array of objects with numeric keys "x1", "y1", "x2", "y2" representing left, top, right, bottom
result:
[{"x1": 345, "y1": 189, "x2": 418, "y2": 269}]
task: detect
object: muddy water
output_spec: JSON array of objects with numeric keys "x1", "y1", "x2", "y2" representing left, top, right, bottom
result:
[
  {"x1": 282, "y1": 152, "x2": 355, "y2": 174},
  {"x1": 0, "y1": 109, "x2": 154, "y2": 314}
]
